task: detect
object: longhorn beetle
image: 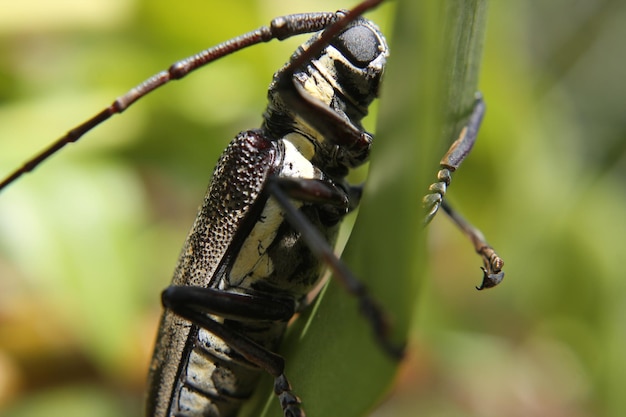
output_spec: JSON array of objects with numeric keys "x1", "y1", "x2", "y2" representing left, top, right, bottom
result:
[{"x1": 0, "y1": 0, "x2": 504, "y2": 416}]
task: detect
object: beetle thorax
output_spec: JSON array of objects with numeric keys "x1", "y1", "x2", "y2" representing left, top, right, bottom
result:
[{"x1": 262, "y1": 17, "x2": 389, "y2": 176}]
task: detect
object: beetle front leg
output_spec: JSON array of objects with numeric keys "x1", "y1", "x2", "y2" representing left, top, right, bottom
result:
[
  {"x1": 441, "y1": 201, "x2": 504, "y2": 289},
  {"x1": 422, "y1": 94, "x2": 486, "y2": 224},
  {"x1": 421, "y1": 95, "x2": 505, "y2": 289}
]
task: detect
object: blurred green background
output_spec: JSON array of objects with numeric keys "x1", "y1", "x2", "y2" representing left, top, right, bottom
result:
[{"x1": 1, "y1": 1, "x2": 625, "y2": 417}]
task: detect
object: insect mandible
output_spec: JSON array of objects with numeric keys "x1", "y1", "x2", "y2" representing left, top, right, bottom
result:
[{"x1": 0, "y1": 1, "x2": 504, "y2": 416}]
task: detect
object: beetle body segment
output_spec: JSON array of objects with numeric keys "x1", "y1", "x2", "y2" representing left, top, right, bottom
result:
[{"x1": 147, "y1": 14, "x2": 389, "y2": 417}]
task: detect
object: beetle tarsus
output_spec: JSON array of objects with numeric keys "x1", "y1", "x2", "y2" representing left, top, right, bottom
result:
[{"x1": 275, "y1": 374, "x2": 305, "y2": 417}]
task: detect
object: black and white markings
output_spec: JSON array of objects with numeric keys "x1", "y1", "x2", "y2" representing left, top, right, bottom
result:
[{"x1": 0, "y1": 1, "x2": 504, "y2": 416}]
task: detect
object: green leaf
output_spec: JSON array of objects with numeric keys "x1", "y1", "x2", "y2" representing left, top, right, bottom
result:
[{"x1": 248, "y1": 1, "x2": 489, "y2": 416}]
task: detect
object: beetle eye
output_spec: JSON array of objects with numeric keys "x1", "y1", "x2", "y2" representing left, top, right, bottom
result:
[{"x1": 331, "y1": 25, "x2": 381, "y2": 68}]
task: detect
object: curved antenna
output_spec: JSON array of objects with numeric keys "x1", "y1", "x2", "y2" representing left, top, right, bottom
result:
[{"x1": 1, "y1": 0, "x2": 384, "y2": 192}]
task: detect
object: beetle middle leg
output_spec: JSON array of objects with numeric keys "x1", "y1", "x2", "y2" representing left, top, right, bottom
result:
[
  {"x1": 421, "y1": 94, "x2": 505, "y2": 289},
  {"x1": 267, "y1": 177, "x2": 405, "y2": 360}
]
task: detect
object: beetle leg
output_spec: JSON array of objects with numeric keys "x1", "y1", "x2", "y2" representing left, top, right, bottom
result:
[
  {"x1": 422, "y1": 94, "x2": 485, "y2": 224},
  {"x1": 162, "y1": 286, "x2": 296, "y2": 321},
  {"x1": 421, "y1": 94, "x2": 505, "y2": 288},
  {"x1": 163, "y1": 295, "x2": 304, "y2": 417},
  {"x1": 269, "y1": 177, "x2": 351, "y2": 208},
  {"x1": 441, "y1": 201, "x2": 504, "y2": 289},
  {"x1": 267, "y1": 177, "x2": 405, "y2": 359},
  {"x1": 270, "y1": 177, "x2": 364, "y2": 214}
]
